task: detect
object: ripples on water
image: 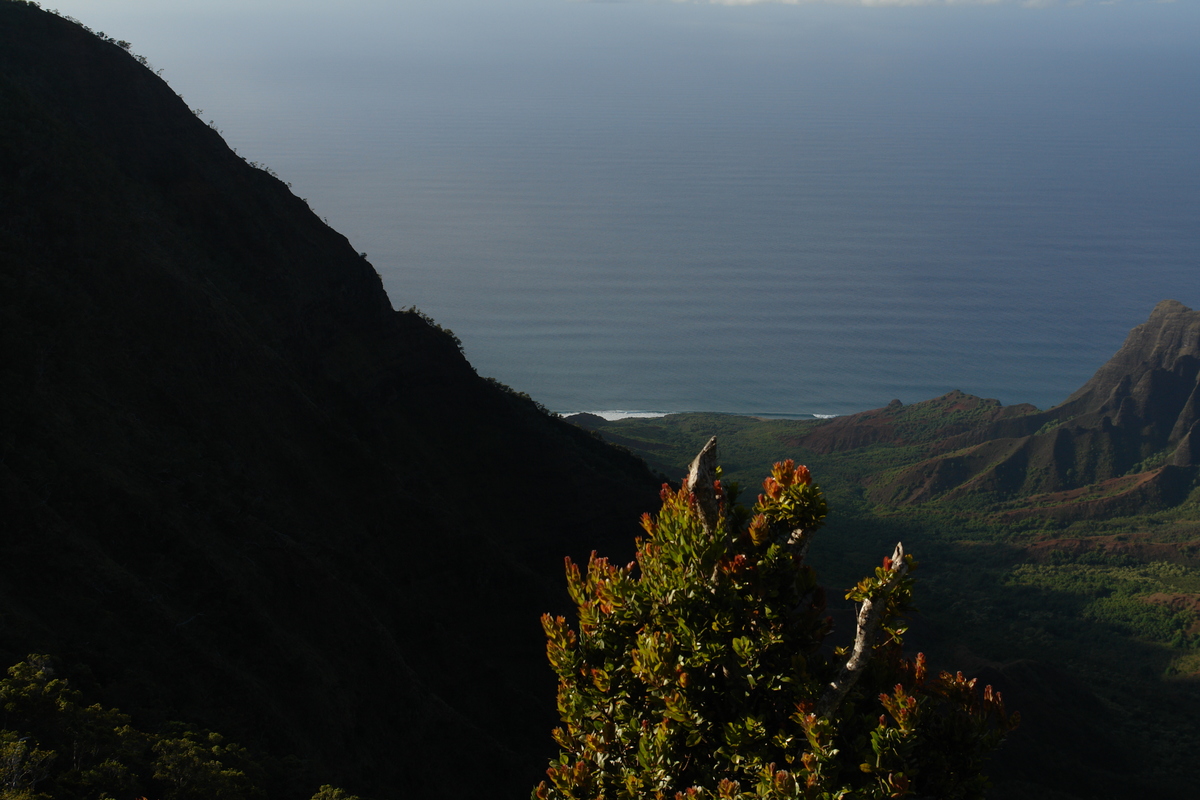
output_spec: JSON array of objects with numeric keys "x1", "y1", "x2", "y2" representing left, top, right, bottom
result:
[{"x1": 86, "y1": 1, "x2": 1200, "y2": 416}]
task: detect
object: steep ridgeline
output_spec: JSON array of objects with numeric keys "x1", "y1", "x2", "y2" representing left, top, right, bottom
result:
[
  {"x1": 0, "y1": 4, "x2": 660, "y2": 799},
  {"x1": 826, "y1": 301, "x2": 1200, "y2": 516},
  {"x1": 567, "y1": 303, "x2": 1200, "y2": 521}
]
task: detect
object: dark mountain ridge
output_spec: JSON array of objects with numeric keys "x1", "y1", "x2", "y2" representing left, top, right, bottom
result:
[
  {"x1": 1, "y1": 4, "x2": 661, "y2": 797},
  {"x1": 790, "y1": 300, "x2": 1200, "y2": 516}
]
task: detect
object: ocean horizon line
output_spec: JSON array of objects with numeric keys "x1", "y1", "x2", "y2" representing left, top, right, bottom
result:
[{"x1": 560, "y1": 410, "x2": 841, "y2": 422}]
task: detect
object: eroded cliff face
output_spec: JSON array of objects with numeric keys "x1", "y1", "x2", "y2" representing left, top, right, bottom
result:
[
  {"x1": 1060, "y1": 299, "x2": 1200, "y2": 457},
  {"x1": 780, "y1": 302, "x2": 1200, "y2": 515},
  {"x1": 1, "y1": 5, "x2": 660, "y2": 798}
]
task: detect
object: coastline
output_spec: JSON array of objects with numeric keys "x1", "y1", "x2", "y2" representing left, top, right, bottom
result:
[{"x1": 561, "y1": 410, "x2": 839, "y2": 422}]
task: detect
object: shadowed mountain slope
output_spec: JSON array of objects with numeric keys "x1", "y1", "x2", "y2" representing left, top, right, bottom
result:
[
  {"x1": 0, "y1": 4, "x2": 660, "y2": 797},
  {"x1": 568, "y1": 302, "x2": 1200, "y2": 524},
  {"x1": 862, "y1": 300, "x2": 1200, "y2": 513}
]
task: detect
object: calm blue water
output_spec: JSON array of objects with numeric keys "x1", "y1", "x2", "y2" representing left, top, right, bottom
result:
[{"x1": 55, "y1": 1, "x2": 1200, "y2": 416}]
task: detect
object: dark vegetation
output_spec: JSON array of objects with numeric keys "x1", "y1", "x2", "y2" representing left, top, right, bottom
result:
[
  {"x1": 569, "y1": 303, "x2": 1200, "y2": 798},
  {"x1": 0, "y1": 654, "x2": 348, "y2": 800},
  {"x1": 3, "y1": 1, "x2": 1198, "y2": 797},
  {"x1": 0, "y1": 3, "x2": 663, "y2": 798}
]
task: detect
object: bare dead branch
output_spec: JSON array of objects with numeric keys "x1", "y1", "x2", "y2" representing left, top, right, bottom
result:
[
  {"x1": 817, "y1": 541, "x2": 908, "y2": 717},
  {"x1": 685, "y1": 436, "x2": 721, "y2": 536}
]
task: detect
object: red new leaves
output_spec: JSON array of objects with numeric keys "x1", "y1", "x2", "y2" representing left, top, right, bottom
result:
[
  {"x1": 534, "y1": 450, "x2": 1015, "y2": 800},
  {"x1": 760, "y1": 460, "x2": 811, "y2": 502},
  {"x1": 752, "y1": 461, "x2": 827, "y2": 554}
]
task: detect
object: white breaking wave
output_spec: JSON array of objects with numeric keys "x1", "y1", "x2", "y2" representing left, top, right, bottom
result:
[
  {"x1": 565, "y1": 410, "x2": 842, "y2": 421},
  {"x1": 569, "y1": 410, "x2": 673, "y2": 421}
]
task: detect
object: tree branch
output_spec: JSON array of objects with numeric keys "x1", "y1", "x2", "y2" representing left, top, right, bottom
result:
[
  {"x1": 817, "y1": 541, "x2": 908, "y2": 717},
  {"x1": 685, "y1": 436, "x2": 721, "y2": 536},
  {"x1": 786, "y1": 528, "x2": 812, "y2": 562}
]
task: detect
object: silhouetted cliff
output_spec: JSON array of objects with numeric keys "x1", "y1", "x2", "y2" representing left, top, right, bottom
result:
[{"x1": 0, "y1": 4, "x2": 660, "y2": 797}]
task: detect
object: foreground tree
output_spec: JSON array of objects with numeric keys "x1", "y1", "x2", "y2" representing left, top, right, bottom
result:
[{"x1": 535, "y1": 439, "x2": 1015, "y2": 800}]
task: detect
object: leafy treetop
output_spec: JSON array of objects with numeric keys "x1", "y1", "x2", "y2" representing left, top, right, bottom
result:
[{"x1": 536, "y1": 438, "x2": 1015, "y2": 800}]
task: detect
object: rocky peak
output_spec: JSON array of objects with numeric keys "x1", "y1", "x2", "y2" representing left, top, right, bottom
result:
[
  {"x1": 1061, "y1": 300, "x2": 1200, "y2": 426},
  {"x1": 860, "y1": 301, "x2": 1200, "y2": 512}
]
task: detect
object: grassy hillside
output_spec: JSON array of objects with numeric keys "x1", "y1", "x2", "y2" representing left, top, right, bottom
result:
[{"x1": 568, "y1": 363, "x2": 1200, "y2": 798}]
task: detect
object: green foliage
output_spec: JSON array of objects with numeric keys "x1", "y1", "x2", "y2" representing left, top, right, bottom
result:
[
  {"x1": 535, "y1": 458, "x2": 1015, "y2": 800},
  {"x1": 149, "y1": 729, "x2": 256, "y2": 800},
  {"x1": 309, "y1": 785, "x2": 361, "y2": 800},
  {"x1": 576, "y1": 411, "x2": 1200, "y2": 663},
  {"x1": 0, "y1": 655, "x2": 146, "y2": 800},
  {"x1": 0, "y1": 656, "x2": 352, "y2": 800},
  {"x1": 1007, "y1": 562, "x2": 1200, "y2": 648},
  {"x1": 0, "y1": 730, "x2": 55, "y2": 800}
]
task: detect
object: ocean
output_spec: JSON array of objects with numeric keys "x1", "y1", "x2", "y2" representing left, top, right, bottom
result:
[{"x1": 51, "y1": 0, "x2": 1200, "y2": 417}]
